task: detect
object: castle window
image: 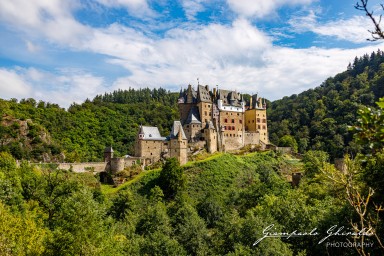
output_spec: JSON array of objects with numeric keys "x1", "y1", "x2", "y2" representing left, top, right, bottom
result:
[
  {"x1": 263, "y1": 119, "x2": 266, "y2": 123},
  {"x1": 187, "y1": 125, "x2": 189, "y2": 128},
  {"x1": 263, "y1": 125, "x2": 266, "y2": 129},
  {"x1": 240, "y1": 135, "x2": 242, "y2": 137},
  {"x1": 258, "y1": 125, "x2": 261, "y2": 129},
  {"x1": 150, "y1": 153, "x2": 152, "y2": 155},
  {"x1": 204, "y1": 111, "x2": 207, "y2": 116},
  {"x1": 237, "y1": 113, "x2": 239, "y2": 116},
  {"x1": 192, "y1": 125, "x2": 194, "y2": 128},
  {"x1": 224, "y1": 118, "x2": 228, "y2": 123},
  {"x1": 257, "y1": 118, "x2": 260, "y2": 122},
  {"x1": 239, "y1": 120, "x2": 242, "y2": 124},
  {"x1": 230, "y1": 134, "x2": 232, "y2": 137},
  {"x1": 209, "y1": 113, "x2": 211, "y2": 116},
  {"x1": 232, "y1": 126, "x2": 235, "y2": 130},
  {"x1": 252, "y1": 120, "x2": 255, "y2": 123},
  {"x1": 231, "y1": 119, "x2": 234, "y2": 123},
  {"x1": 248, "y1": 121, "x2": 250, "y2": 124},
  {"x1": 175, "y1": 149, "x2": 177, "y2": 152}
]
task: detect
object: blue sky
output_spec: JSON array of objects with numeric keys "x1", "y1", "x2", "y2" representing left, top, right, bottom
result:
[{"x1": 0, "y1": 0, "x2": 383, "y2": 107}]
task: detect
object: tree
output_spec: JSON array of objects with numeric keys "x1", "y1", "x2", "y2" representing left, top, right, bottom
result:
[
  {"x1": 278, "y1": 135, "x2": 298, "y2": 153},
  {"x1": 356, "y1": 0, "x2": 384, "y2": 41},
  {"x1": 350, "y1": 97, "x2": 384, "y2": 154},
  {"x1": 158, "y1": 158, "x2": 185, "y2": 199}
]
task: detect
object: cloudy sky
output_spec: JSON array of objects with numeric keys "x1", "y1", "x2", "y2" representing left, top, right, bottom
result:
[{"x1": 0, "y1": 0, "x2": 383, "y2": 107}]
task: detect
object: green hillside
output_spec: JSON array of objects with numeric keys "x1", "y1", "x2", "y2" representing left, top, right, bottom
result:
[
  {"x1": 0, "y1": 150, "x2": 363, "y2": 255},
  {"x1": 0, "y1": 88, "x2": 179, "y2": 162},
  {"x1": 268, "y1": 50, "x2": 384, "y2": 158}
]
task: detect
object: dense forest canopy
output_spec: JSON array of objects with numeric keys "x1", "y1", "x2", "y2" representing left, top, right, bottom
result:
[
  {"x1": 0, "y1": 88, "x2": 179, "y2": 162},
  {"x1": 268, "y1": 50, "x2": 384, "y2": 158}
]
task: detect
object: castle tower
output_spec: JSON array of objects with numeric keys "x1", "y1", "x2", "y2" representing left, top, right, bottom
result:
[
  {"x1": 104, "y1": 146, "x2": 114, "y2": 162},
  {"x1": 169, "y1": 121, "x2": 188, "y2": 165},
  {"x1": 244, "y1": 95, "x2": 269, "y2": 144},
  {"x1": 204, "y1": 121, "x2": 217, "y2": 153},
  {"x1": 134, "y1": 125, "x2": 166, "y2": 164}
]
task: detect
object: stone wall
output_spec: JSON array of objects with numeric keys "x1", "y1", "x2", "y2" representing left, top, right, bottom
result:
[
  {"x1": 57, "y1": 162, "x2": 108, "y2": 173},
  {"x1": 135, "y1": 139, "x2": 165, "y2": 162},
  {"x1": 110, "y1": 158, "x2": 125, "y2": 174},
  {"x1": 184, "y1": 123, "x2": 202, "y2": 142},
  {"x1": 243, "y1": 131, "x2": 260, "y2": 146},
  {"x1": 222, "y1": 133, "x2": 243, "y2": 151}
]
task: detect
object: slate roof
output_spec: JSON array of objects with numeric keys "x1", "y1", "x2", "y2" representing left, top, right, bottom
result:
[
  {"x1": 180, "y1": 84, "x2": 198, "y2": 103},
  {"x1": 217, "y1": 89, "x2": 243, "y2": 107},
  {"x1": 205, "y1": 120, "x2": 215, "y2": 130},
  {"x1": 170, "y1": 121, "x2": 187, "y2": 140},
  {"x1": 139, "y1": 126, "x2": 166, "y2": 140},
  {"x1": 185, "y1": 106, "x2": 201, "y2": 124},
  {"x1": 249, "y1": 94, "x2": 266, "y2": 109},
  {"x1": 197, "y1": 85, "x2": 212, "y2": 102}
]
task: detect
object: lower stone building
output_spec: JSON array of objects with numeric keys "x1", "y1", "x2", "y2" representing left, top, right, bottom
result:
[{"x1": 134, "y1": 122, "x2": 188, "y2": 165}]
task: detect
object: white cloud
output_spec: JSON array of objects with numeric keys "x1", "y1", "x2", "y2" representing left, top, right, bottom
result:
[
  {"x1": 289, "y1": 12, "x2": 374, "y2": 43},
  {"x1": 95, "y1": 0, "x2": 155, "y2": 17},
  {"x1": 181, "y1": 0, "x2": 205, "y2": 20},
  {"x1": 0, "y1": 0, "x2": 382, "y2": 108},
  {"x1": 0, "y1": 67, "x2": 106, "y2": 108},
  {"x1": 0, "y1": 69, "x2": 32, "y2": 99},
  {"x1": 25, "y1": 41, "x2": 40, "y2": 53},
  {"x1": 0, "y1": 0, "x2": 89, "y2": 46},
  {"x1": 227, "y1": 0, "x2": 314, "y2": 18}
]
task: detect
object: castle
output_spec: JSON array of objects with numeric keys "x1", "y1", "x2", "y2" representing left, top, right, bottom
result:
[
  {"x1": 133, "y1": 84, "x2": 269, "y2": 166},
  {"x1": 51, "y1": 84, "x2": 269, "y2": 174}
]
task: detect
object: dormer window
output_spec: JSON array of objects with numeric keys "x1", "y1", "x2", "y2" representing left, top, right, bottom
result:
[{"x1": 149, "y1": 134, "x2": 152, "y2": 137}]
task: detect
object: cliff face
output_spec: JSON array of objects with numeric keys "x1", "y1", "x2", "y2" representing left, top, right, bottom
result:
[{"x1": 0, "y1": 114, "x2": 63, "y2": 162}]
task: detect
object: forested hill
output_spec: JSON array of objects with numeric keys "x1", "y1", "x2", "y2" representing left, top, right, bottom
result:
[
  {"x1": 268, "y1": 50, "x2": 384, "y2": 158},
  {"x1": 0, "y1": 88, "x2": 179, "y2": 162},
  {"x1": 1, "y1": 52, "x2": 384, "y2": 162}
]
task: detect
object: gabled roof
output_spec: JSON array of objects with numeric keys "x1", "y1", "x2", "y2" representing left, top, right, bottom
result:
[
  {"x1": 218, "y1": 89, "x2": 243, "y2": 107},
  {"x1": 185, "y1": 106, "x2": 201, "y2": 124},
  {"x1": 197, "y1": 85, "x2": 212, "y2": 102},
  {"x1": 249, "y1": 94, "x2": 266, "y2": 109},
  {"x1": 170, "y1": 121, "x2": 187, "y2": 140},
  {"x1": 204, "y1": 120, "x2": 215, "y2": 130},
  {"x1": 139, "y1": 126, "x2": 166, "y2": 141}
]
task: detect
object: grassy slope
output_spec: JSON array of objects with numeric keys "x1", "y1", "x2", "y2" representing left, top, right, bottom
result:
[{"x1": 102, "y1": 152, "x2": 301, "y2": 204}]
